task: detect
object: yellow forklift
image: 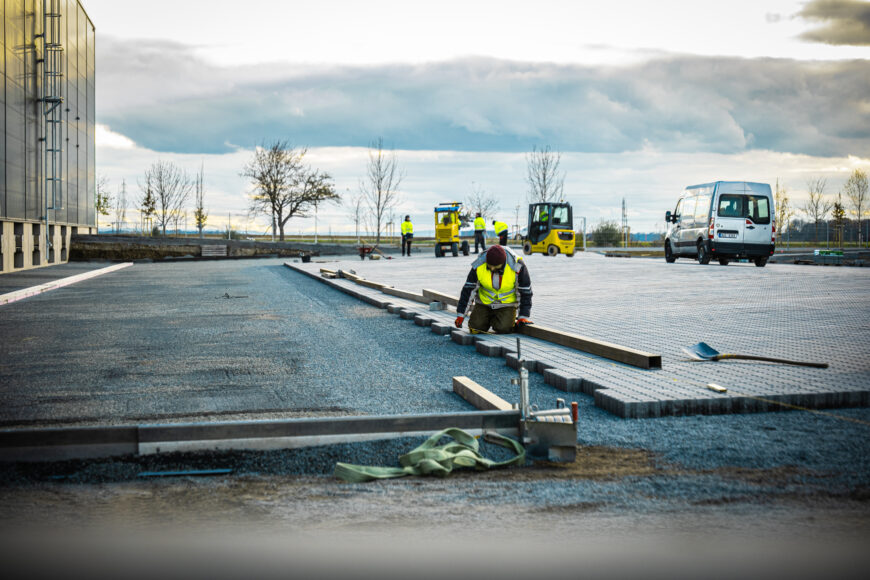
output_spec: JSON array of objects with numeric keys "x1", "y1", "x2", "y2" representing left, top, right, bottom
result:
[
  {"x1": 522, "y1": 201, "x2": 576, "y2": 257},
  {"x1": 434, "y1": 202, "x2": 470, "y2": 257}
]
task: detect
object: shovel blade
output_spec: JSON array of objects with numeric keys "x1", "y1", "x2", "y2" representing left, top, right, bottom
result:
[{"x1": 682, "y1": 341, "x2": 721, "y2": 361}]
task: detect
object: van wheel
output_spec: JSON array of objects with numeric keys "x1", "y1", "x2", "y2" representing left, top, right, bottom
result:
[
  {"x1": 697, "y1": 241, "x2": 711, "y2": 265},
  {"x1": 665, "y1": 241, "x2": 676, "y2": 263},
  {"x1": 754, "y1": 257, "x2": 768, "y2": 267},
  {"x1": 718, "y1": 258, "x2": 730, "y2": 266},
  {"x1": 547, "y1": 245, "x2": 559, "y2": 257},
  {"x1": 522, "y1": 242, "x2": 532, "y2": 255}
]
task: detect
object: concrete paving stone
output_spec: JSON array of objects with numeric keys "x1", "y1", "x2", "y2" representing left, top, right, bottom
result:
[
  {"x1": 430, "y1": 322, "x2": 453, "y2": 335},
  {"x1": 292, "y1": 255, "x2": 870, "y2": 418},
  {"x1": 475, "y1": 340, "x2": 504, "y2": 357},
  {"x1": 451, "y1": 330, "x2": 475, "y2": 346},
  {"x1": 413, "y1": 314, "x2": 434, "y2": 327},
  {"x1": 542, "y1": 368, "x2": 583, "y2": 393},
  {"x1": 399, "y1": 309, "x2": 417, "y2": 320}
]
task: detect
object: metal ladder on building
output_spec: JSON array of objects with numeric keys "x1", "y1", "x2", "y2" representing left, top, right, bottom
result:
[{"x1": 37, "y1": 0, "x2": 64, "y2": 261}]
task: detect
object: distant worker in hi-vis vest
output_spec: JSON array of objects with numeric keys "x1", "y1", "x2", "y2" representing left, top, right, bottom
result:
[
  {"x1": 492, "y1": 219, "x2": 509, "y2": 246},
  {"x1": 473, "y1": 213, "x2": 487, "y2": 254},
  {"x1": 400, "y1": 215, "x2": 413, "y2": 256},
  {"x1": 454, "y1": 245, "x2": 533, "y2": 334}
]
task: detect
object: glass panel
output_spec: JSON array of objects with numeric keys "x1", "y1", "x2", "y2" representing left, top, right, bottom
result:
[
  {"x1": 717, "y1": 194, "x2": 743, "y2": 218},
  {"x1": 747, "y1": 195, "x2": 771, "y2": 224},
  {"x1": 551, "y1": 206, "x2": 570, "y2": 226},
  {"x1": 681, "y1": 196, "x2": 696, "y2": 227},
  {"x1": 694, "y1": 195, "x2": 710, "y2": 223}
]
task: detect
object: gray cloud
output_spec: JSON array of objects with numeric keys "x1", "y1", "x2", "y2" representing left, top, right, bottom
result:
[
  {"x1": 798, "y1": 0, "x2": 870, "y2": 45},
  {"x1": 97, "y1": 36, "x2": 870, "y2": 158}
]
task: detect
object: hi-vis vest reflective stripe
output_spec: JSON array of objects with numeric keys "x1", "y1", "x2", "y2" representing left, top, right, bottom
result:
[
  {"x1": 493, "y1": 221, "x2": 508, "y2": 235},
  {"x1": 474, "y1": 217, "x2": 486, "y2": 231},
  {"x1": 476, "y1": 263, "x2": 517, "y2": 305},
  {"x1": 401, "y1": 221, "x2": 413, "y2": 235}
]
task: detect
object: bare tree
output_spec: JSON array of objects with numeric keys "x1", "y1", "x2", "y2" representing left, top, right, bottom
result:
[
  {"x1": 95, "y1": 175, "x2": 111, "y2": 232},
  {"x1": 802, "y1": 177, "x2": 832, "y2": 244},
  {"x1": 242, "y1": 140, "x2": 339, "y2": 241},
  {"x1": 360, "y1": 137, "x2": 404, "y2": 248},
  {"x1": 346, "y1": 191, "x2": 366, "y2": 244},
  {"x1": 525, "y1": 145, "x2": 565, "y2": 203},
  {"x1": 774, "y1": 178, "x2": 795, "y2": 242},
  {"x1": 141, "y1": 160, "x2": 193, "y2": 236},
  {"x1": 194, "y1": 164, "x2": 208, "y2": 238},
  {"x1": 112, "y1": 179, "x2": 128, "y2": 233},
  {"x1": 843, "y1": 169, "x2": 868, "y2": 246},
  {"x1": 466, "y1": 182, "x2": 499, "y2": 219}
]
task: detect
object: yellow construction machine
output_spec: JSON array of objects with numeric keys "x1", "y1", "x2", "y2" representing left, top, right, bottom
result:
[
  {"x1": 434, "y1": 202, "x2": 470, "y2": 257},
  {"x1": 522, "y1": 202, "x2": 576, "y2": 257}
]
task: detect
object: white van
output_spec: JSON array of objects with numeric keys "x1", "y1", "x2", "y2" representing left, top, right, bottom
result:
[{"x1": 664, "y1": 181, "x2": 775, "y2": 267}]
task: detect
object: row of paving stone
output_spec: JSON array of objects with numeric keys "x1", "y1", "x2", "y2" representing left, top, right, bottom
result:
[{"x1": 286, "y1": 258, "x2": 869, "y2": 418}]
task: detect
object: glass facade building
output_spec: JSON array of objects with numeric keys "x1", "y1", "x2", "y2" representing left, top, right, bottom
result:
[{"x1": 1, "y1": 0, "x2": 95, "y2": 272}]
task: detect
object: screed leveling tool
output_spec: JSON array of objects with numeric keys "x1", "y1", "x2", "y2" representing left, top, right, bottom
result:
[{"x1": 512, "y1": 336, "x2": 578, "y2": 462}]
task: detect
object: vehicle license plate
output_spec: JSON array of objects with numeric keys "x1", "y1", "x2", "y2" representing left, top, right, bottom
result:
[{"x1": 719, "y1": 232, "x2": 737, "y2": 238}]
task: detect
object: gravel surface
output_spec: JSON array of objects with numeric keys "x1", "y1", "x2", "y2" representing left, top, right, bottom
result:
[{"x1": 0, "y1": 257, "x2": 867, "y2": 577}]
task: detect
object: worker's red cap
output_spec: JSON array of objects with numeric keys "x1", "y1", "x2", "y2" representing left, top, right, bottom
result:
[{"x1": 486, "y1": 245, "x2": 506, "y2": 266}]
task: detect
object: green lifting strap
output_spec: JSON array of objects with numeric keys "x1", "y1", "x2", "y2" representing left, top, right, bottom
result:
[{"x1": 334, "y1": 428, "x2": 526, "y2": 483}]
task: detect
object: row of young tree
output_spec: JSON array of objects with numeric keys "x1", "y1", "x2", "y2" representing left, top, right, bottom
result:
[
  {"x1": 95, "y1": 141, "x2": 569, "y2": 244},
  {"x1": 96, "y1": 162, "x2": 209, "y2": 237},
  {"x1": 774, "y1": 169, "x2": 869, "y2": 246}
]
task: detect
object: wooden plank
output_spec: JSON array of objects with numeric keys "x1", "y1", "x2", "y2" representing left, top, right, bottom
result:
[
  {"x1": 520, "y1": 323, "x2": 662, "y2": 369},
  {"x1": 355, "y1": 278, "x2": 389, "y2": 290},
  {"x1": 453, "y1": 376, "x2": 513, "y2": 411},
  {"x1": 319, "y1": 268, "x2": 337, "y2": 276},
  {"x1": 422, "y1": 288, "x2": 459, "y2": 307},
  {"x1": 382, "y1": 286, "x2": 429, "y2": 304}
]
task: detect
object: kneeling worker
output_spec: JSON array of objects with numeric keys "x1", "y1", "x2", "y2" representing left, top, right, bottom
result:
[{"x1": 455, "y1": 245, "x2": 532, "y2": 334}]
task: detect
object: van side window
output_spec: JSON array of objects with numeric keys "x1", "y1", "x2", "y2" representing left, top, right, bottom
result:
[
  {"x1": 747, "y1": 195, "x2": 771, "y2": 224},
  {"x1": 674, "y1": 199, "x2": 682, "y2": 219},
  {"x1": 694, "y1": 195, "x2": 711, "y2": 224},
  {"x1": 717, "y1": 195, "x2": 743, "y2": 218},
  {"x1": 681, "y1": 196, "x2": 697, "y2": 227}
]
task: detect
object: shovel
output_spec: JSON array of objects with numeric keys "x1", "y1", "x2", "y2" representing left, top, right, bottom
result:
[{"x1": 682, "y1": 342, "x2": 829, "y2": 369}]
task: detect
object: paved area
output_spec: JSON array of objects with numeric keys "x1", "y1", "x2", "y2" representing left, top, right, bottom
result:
[{"x1": 291, "y1": 250, "x2": 870, "y2": 418}]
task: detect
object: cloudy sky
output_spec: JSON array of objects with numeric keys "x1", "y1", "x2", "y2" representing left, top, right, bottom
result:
[{"x1": 87, "y1": 0, "x2": 870, "y2": 235}]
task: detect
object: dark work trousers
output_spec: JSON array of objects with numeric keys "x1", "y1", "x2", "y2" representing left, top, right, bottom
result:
[
  {"x1": 402, "y1": 234, "x2": 413, "y2": 256},
  {"x1": 474, "y1": 230, "x2": 486, "y2": 254},
  {"x1": 469, "y1": 303, "x2": 517, "y2": 334},
  {"x1": 498, "y1": 232, "x2": 508, "y2": 246}
]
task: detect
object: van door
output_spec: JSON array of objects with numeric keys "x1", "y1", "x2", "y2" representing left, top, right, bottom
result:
[
  {"x1": 679, "y1": 194, "x2": 697, "y2": 254},
  {"x1": 715, "y1": 193, "x2": 745, "y2": 246},
  {"x1": 744, "y1": 194, "x2": 772, "y2": 249}
]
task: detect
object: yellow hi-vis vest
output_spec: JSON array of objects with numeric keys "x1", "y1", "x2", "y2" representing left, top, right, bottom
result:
[
  {"x1": 476, "y1": 263, "x2": 517, "y2": 306},
  {"x1": 474, "y1": 216, "x2": 486, "y2": 231},
  {"x1": 493, "y1": 221, "x2": 508, "y2": 235},
  {"x1": 401, "y1": 220, "x2": 413, "y2": 235}
]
